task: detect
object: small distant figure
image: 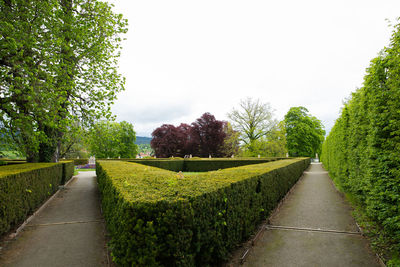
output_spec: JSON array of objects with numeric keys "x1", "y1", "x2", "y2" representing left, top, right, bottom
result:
[
  {"x1": 231, "y1": 155, "x2": 234, "y2": 158},
  {"x1": 209, "y1": 154, "x2": 212, "y2": 158},
  {"x1": 258, "y1": 155, "x2": 260, "y2": 158},
  {"x1": 118, "y1": 156, "x2": 121, "y2": 159},
  {"x1": 286, "y1": 153, "x2": 289, "y2": 158},
  {"x1": 190, "y1": 154, "x2": 192, "y2": 158}
]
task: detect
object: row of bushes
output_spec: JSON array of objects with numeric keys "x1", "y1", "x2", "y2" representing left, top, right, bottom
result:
[
  {"x1": 0, "y1": 159, "x2": 27, "y2": 166},
  {"x1": 128, "y1": 157, "x2": 285, "y2": 172},
  {"x1": 321, "y1": 23, "x2": 400, "y2": 264},
  {"x1": 60, "y1": 158, "x2": 89, "y2": 166},
  {"x1": 0, "y1": 161, "x2": 74, "y2": 236},
  {"x1": 97, "y1": 158, "x2": 310, "y2": 266}
]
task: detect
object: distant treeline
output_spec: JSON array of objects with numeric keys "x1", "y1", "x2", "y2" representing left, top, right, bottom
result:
[{"x1": 135, "y1": 136, "x2": 152, "y2": 145}]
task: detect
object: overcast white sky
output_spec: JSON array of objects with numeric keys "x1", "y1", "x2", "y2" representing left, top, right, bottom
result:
[{"x1": 107, "y1": 0, "x2": 400, "y2": 137}]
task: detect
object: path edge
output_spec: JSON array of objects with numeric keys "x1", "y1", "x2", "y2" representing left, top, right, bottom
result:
[{"x1": 4, "y1": 174, "x2": 78, "y2": 241}]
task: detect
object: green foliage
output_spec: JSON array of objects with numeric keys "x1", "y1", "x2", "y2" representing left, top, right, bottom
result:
[
  {"x1": 0, "y1": 150, "x2": 24, "y2": 160},
  {"x1": 87, "y1": 121, "x2": 138, "y2": 159},
  {"x1": 96, "y1": 158, "x2": 310, "y2": 266},
  {"x1": 59, "y1": 126, "x2": 89, "y2": 159},
  {"x1": 60, "y1": 158, "x2": 88, "y2": 166},
  {"x1": 183, "y1": 158, "x2": 277, "y2": 172},
  {"x1": 61, "y1": 161, "x2": 74, "y2": 184},
  {"x1": 128, "y1": 158, "x2": 282, "y2": 172},
  {"x1": 241, "y1": 121, "x2": 288, "y2": 157},
  {"x1": 0, "y1": 0, "x2": 128, "y2": 162},
  {"x1": 0, "y1": 162, "x2": 73, "y2": 236},
  {"x1": 137, "y1": 144, "x2": 153, "y2": 155},
  {"x1": 228, "y1": 98, "x2": 277, "y2": 146},
  {"x1": 221, "y1": 122, "x2": 240, "y2": 156},
  {"x1": 284, "y1": 107, "x2": 325, "y2": 157},
  {"x1": 321, "y1": 23, "x2": 400, "y2": 263},
  {"x1": 128, "y1": 158, "x2": 185, "y2": 172}
]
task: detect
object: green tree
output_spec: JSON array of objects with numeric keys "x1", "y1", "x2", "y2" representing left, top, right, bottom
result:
[
  {"x1": 87, "y1": 121, "x2": 137, "y2": 158},
  {"x1": 221, "y1": 122, "x2": 240, "y2": 157},
  {"x1": 284, "y1": 107, "x2": 325, "y2": 157},
  {"x1": 240, "y1": 121, "x2": 287, "y2": 157},
  {"x1": 0, "y1": 0, "x2": 127, "y2": 162},
  {"x1": 227, "y1": 97, "x2": 277, "y2": 149}
]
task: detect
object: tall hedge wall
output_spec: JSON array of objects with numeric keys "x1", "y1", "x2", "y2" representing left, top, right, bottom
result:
[
  {"x1": 128, "y1": 158, "x2": 282, "y2": 172},
  {"x1": 0, "y1": 162, "x2": 74, "y2": 236},
  {"x1": 97, "y1": 158, "x2": 310, "y2": 266},
  {"x1": 321, "y1": 23, "x2": 400, "y2": 262}
]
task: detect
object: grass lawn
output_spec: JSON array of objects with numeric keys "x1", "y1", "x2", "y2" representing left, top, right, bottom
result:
[
  {"x1": 181, "y1": 172, "x2": 202, "y2": 176},
  {"x1": 74, "y1": 168, "x2": 96, "y2": 176}
]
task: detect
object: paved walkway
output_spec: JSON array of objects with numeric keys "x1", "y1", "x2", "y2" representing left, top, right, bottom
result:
[
  {"x1": 243, "y1": 163, "x2": 382, "y2": 267},
  {"x1": 0, "y1": 171, "x2": 109, "y2": 267}
]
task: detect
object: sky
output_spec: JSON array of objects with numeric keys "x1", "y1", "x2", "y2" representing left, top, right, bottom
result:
[{"x1": 107, "y1": 0, "x2": 400, "y2": 137}]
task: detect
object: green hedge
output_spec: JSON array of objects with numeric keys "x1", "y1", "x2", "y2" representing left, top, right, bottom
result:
[
  {"x1": 1, "y1": 164, "x2": 60, "y2": 235},
  {"x1": 128, "y1": 158, "x2": 185, "y2": 171},
  {"x1": 0, "y1": 162, "x2": 74, "y2": 236},
  {"x1": 183, "y1": 158, "x2": 277, "y2": 172},
  {"x1": 61, "y1": 161, "x2": 75, "y2": 184},
  {"x1": 128, "y1": 158, "x2": 282, "y2": 172},
  {"x1": 321, "y1": 23, "x2": 400, "y2": 264},
  {"x1": 0, "y1": 160, "x2": 27, "y2": 166},
  {"x1": 60, "y1": 158, "x2": 88, "y2": 166},
  {"x1": 97, "y1": 158, "x2": 310, "y2": 266}
]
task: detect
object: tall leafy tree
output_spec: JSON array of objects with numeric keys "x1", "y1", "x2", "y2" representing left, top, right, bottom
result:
[
  {"x1": 240, "y1": 121, "x2": 287, "y2": 157},
  {"x1": 227, "y1": 97, "x2": 277, "y2": 148},
  {"x1": 220, "y1": 122, "x2": 240, "y2": 157},
  {"x1": 150, "y1": 113, "x2": 228, "y2": 158},
  {"x1": 86, "y1": 121, "x2": 137, "y2": 158},
  {"x1": 150, "y1": 124, "x2": 185, "y2": 158},
  {"x1": 0, "y1": 0, "x2": 127, "y2": 162},
  {"x1": 284, "y1": 106, "x2": 325, "y2": 157}
]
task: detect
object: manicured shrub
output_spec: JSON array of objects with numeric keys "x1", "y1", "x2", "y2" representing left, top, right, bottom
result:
[
  {"x1": 321, "y1": 23, "x2": 400, "y2": 263},
  {"x1": 2, "y1": 160, "x2": 27, "y2": 166},
  {"x1": 128, "y1": 157, "x2": 282, "y2": 172},
  {"x1": 183, "y1": 158, "x2": 276, "y2": 172},
  {"x1": 61, "y1": 161, "x2": 75, "y2": 184},
  {"x1": 97, "y1": 158, "x2": 310, "y2": 266},
  {"x1": 61, "y1": 158, "x2": 89, "y2": 166},
  {"x1": 128, "y1": 158, "x2": 185, "y2": 171},
  {"x1": 0, "y1": 163, "x2": 69, "y2": 236}
]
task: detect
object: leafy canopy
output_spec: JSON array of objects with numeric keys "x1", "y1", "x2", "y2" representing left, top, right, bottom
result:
[
  {"x1": 151, "y1": 113, "x2": 233, "y2": 158},
  {"x1": 284, "y1": 106, "x2": 325, "y2": 157},
  {"x1": 0, "y1": 0, "x2": 127, "y2": 162},
  {"x1": 321, "y1": 21, "x2": 400, "y2": 263},
  {"x1": 87, "y1": 121, "x2": 137, "y2": 159},
  {"x1": 227, "y1": 97, "x2": 277, "y2": 146}
]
